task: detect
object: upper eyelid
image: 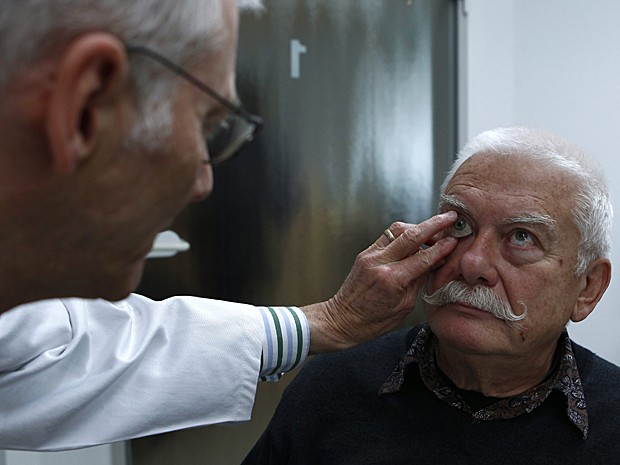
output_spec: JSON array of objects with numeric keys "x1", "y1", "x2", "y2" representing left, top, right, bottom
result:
[
  {"x1": 506, "y1": 230, "x2": 541, "y2": 250},
  {"x1": 447, "y1": 213, "x2": 546, "y2": 245},
  {"x1": 441, "y1": 207, "x2": 474, "y2": 228},
  {"x1": 439, "y1": 195, "x2": 556, "y2": 240},
  {"x1": 503, "y1": 217, "x2": 556, "y2": 242},
  {"x1": 451, "y1": 213, "x2": 474, "y2": 229},
  {"x1": 503, "y1": 216, "x2": 556, "y2": 233},
  {"x1": 440, "y1": 197, "x2": 554, "y2": 230}
]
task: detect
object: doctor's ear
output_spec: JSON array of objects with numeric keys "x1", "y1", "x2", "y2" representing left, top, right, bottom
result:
[
  {"x1": 45, "y1": 32, "x2": 129, "y2": 173},
  {"x1": 570, "y1": 258, "x2": 611, "y2": 323}
]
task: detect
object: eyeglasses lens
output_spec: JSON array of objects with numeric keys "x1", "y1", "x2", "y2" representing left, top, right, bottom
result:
[{"x1": 206, "y1": 114, "x2": 258, "y2": 166}]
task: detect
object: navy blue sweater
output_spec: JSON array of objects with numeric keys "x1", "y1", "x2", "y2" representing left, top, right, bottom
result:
[{"x1": 243, "y1": 326, "x2": 620, "y2": 465}]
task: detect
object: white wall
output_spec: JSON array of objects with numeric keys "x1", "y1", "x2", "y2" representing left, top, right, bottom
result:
[{"x1": 462, "y1": 0, "x2": 620, "y2": 364}]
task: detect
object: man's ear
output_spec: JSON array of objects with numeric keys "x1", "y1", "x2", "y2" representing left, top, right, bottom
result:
[
  {"x1": 45, "y1": 33, "x2": 129, "y2": 174},
  {"x1": 571, "y1": 258, "x2": 612, "y2": 322}
]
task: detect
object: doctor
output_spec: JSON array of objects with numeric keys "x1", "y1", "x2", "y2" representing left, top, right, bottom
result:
[{"x1": 0, "y1": 0, "x2": 458, "y2": 451}]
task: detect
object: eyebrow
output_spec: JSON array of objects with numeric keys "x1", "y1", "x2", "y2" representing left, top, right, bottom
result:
[
  {"x1": 439, "y1": 194, "x2": 557, "y2": 230},
  {"x1": 439, "y1": 194, "x2": 471, "y2": 215},
  {"x1": 504, "y1": 215, "x2": 556, "y2": 228}
]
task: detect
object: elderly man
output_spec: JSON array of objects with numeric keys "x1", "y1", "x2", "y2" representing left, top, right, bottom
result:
[
  {"x1": 0, "y1": 0, "x2": 459, "y2": 451},
  {"x1": 243, "y1": 127, "x2": 620, "y2": 464}
]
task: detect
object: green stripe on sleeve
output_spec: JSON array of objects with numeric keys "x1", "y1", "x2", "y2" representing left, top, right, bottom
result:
[
  {"x1": 288, "y1": 307, "x2": 304, "y2": 369},
  {"x1": 267, "y1": 307, "x2": 284, "y2": 376}
]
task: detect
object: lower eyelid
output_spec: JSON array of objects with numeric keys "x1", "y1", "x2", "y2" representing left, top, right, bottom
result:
[{"x1": 448, "y1": 229, "x2": 472, "y2": 239}]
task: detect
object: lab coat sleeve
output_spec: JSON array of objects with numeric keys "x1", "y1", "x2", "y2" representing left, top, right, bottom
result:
[{"x1": 0, "y1": 294, "x2": 264, "y2": 451}]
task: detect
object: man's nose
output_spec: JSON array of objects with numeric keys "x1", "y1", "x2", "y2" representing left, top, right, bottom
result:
[{"x1": 457, "y1": 231, "x2": 500, "y2": 286}]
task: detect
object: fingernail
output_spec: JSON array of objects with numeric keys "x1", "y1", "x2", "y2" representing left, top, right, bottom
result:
[{"x1": 440, "y1": 211, "x2": 458, "y2": 220}]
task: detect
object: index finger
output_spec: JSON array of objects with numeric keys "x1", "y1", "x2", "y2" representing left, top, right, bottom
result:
[{"x1": 387, "y1": 211, "x2": 457, "y2": 260}]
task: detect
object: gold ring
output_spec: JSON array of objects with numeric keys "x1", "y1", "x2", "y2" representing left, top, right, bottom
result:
[{"x1": 383, "y1": 228, "x2": 396, "y2": 243}]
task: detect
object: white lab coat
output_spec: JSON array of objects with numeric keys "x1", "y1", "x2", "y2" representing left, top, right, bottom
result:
[{"x1": 0, "y1": 294, "x2": 264, "y2": 451}]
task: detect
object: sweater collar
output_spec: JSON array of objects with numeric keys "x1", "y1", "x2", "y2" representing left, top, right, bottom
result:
[{"x1": 379, "y1": 324, "x2": 589, "y2": 439}]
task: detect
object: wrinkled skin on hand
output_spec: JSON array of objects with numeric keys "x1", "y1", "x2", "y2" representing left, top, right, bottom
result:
[{"x1": 302, "y1": 211, "x2": 458, "y2": 353}]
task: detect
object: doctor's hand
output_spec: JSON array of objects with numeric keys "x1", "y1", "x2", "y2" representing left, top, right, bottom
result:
[{"x1": 301, "y1": 211, "x2": 458, "y2": 354}]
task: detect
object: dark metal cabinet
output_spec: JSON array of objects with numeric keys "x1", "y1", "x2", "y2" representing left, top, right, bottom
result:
[{"x1": 133, "y1": 1, "x2": 457, "y2": 463}]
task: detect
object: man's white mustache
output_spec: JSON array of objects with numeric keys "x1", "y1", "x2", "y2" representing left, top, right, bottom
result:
[{"x1": 423, "y1": 280, "x2": 527, "y2": 323}]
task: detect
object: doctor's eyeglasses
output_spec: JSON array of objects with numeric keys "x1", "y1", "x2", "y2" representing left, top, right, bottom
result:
[{"x1": 125, "y1": 45, "x2": 263, "y2": 166}]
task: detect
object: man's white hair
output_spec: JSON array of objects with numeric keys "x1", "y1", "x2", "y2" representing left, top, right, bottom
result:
[{"x1": 441, "y1": 127, "x2": 613, "y2": 276}]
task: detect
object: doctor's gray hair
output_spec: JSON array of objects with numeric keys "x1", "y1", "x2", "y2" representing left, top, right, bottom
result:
[
  {"x1": 441, "y1": 127, "x2": 612, "y2": 276},
  {"x1": 0, "y1": 0, "x2": 261, "y2": 95},
  {"x1": 0, "y1": 0, "x2": 262, "y2": 150}
]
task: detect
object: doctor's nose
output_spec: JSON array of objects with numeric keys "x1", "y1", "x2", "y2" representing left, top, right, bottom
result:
[{"x1": 189, "y1": 163, "x2": 213, "y2": 202}]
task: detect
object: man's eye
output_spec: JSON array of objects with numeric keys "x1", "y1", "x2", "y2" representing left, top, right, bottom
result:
[
  {"x1": 510, "y1": 230, "x2": 535, "y2": 247},
  {"x1": 448, "y1": 217, "x2": 473, "y2": 238}
]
